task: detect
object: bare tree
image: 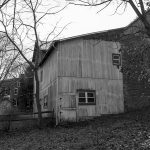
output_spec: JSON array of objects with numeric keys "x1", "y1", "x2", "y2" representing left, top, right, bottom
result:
[
  {"x1": 67, "y1": 0, "x2": 150, "y2": 37},
  {"x1": 0, "y1": 0, "x2": 68, "y2": 127},
  {"x1": 0, "y1": 0, "x2": 11, "y2": 9},
  {"x1": 0, "y1": 35, "x2": 21, "y2": 80}
]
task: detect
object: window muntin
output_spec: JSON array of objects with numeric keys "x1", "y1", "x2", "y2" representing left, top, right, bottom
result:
[{"x1": 78, "y1": 90, "x2": 96, "y2": 105}]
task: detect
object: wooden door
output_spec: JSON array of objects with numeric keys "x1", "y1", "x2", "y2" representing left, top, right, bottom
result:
[{"x1": 57, "y1": 93, "x2": 77, "y2": 124}]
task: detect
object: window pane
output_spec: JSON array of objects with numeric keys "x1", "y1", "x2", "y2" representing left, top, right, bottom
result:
[
  {"x1": 112, "y1": 54, "x2": 120, "y2": 66},
  {"x1": 113, "y1": 60, "x2": 119, "y2": 64},
  {"x1": 88, "y1": 98, "x2": 95, "y2": 103},
  {"x1": 14, "y1": 88, "x2": 18, "y2": 95},
  {"x1": 13, "y1": 99, "x2": 17, "y2": 106},
  {"x1": 79, "y1": 92, "x2": 85, "y2": 97},
  {"x1": 44, "y1": 96, "x2": 48, "y2": 107},
  {"x1": 113, "y1": 55, "x2": 119, "y2": 59},
  {"x1": 87, "y1": 92, "x2": 94, "y2": 97},
  {"x1": 79, "y1": 98, "x2": 86, "y2": 103}
]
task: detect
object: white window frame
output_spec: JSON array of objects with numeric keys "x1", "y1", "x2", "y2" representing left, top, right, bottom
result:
[
  {"x1": 78, "y1": 90, "x2": 96, "y2": 105},
  {"x1": 14, "y1": 88, "x2": 18, "y2": 95},
  {"x1": 112, "y1": 53, "x2": 121, "y2": 66}
]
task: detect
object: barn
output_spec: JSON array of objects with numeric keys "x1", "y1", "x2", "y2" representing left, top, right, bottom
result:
[{"x1": 33, "y1": 28, "x2": 125, "y2": 125}]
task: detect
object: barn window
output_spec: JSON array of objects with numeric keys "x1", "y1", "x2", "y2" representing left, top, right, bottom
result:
[
  {"x1": 43, "y1": 95, "x2": 48, "y2": 108},
  {"x1": 14, "y1": 88, "x2": 18, "y2": 95},
  {"x1": 112, "y1": 53, "x2": 121, "y2": 66},
  {"x1": 78, "y1": 90, "x2": 96, "y2": 105},
  {"x1": 13, "y1": 98, "x2": 17, "y2": 106}
]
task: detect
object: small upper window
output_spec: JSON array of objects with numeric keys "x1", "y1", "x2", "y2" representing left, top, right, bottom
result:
[
  {"x1": 78, "y1": 90, "x2": 96, "y2": 105},
  {"x1": 112, "y1": 53, "x2": 121, "y2": 66},
  {"x1": 43, "y1": 95, "x2": 48, "y2": 108},
  {"x1": 14, "y1": 88, "x2": 18, "y2": 95}
]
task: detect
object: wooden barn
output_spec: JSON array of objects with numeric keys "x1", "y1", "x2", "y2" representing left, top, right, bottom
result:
[{"x1": 33, "y1": 28, "x2": 125, "y2": 124}]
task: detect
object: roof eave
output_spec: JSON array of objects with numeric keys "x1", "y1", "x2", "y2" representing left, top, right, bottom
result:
[{"x1": 39, "y1": 41, "x2": 58, "y2": 66}]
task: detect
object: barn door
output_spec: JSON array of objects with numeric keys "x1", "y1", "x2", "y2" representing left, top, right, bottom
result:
[{"x1": 57, "y1": 93, "x2": 77, "y2": 124}]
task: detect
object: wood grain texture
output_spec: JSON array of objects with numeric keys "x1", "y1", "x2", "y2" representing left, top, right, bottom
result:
[
  {"x1": 36, "y1": 37, "x2": 124, "y2": 122},
  {"x1": 58, "y1": 77, "x2": 124, "y2": 118},
  {"x1": 58, "y1": 39, "x2": 122, "y2": 80}
]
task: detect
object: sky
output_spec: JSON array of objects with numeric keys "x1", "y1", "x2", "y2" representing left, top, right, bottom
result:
[
  {"x1": 43, "y1": 1, "x2": 137, "y2": 40},
  {"x1": 0, "y1": 0, "x2": 138, "y2": 61},
  {"x1": 2, "y1": 0, "x2": 138, "y2": 45},
  {"x1": 22, "y1": 0, "x2": 138, "y2": 60}
]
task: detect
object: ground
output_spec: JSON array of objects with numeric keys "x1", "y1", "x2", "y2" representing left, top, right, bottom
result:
[{"x1": 1, "y1": 107, "x2": 150, "y2": 150}]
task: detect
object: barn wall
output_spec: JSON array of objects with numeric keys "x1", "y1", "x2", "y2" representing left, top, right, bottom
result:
[
  {"x1": 57, "y1": 38, "x2": 124, "y2": 121},
  {"x1": 39, "y1": 50, "x2": 58, "y2": 87},
  {"x1": 34, "y1": 50, "x2": 58, "y2": 117},
  {"x1": 39, "y1": 80, "x2": 57, "y2": 117},
  {"x1": 58, "y1": 77, "x2": 124, "y2": 120},
  {"x1": 58, "y1": 38, "x2": 122, "y2": 80}
]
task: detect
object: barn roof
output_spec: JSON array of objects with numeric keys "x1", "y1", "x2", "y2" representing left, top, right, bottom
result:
[{"x1": 39, "y1": 27, "x2": 125, "y2": 66}]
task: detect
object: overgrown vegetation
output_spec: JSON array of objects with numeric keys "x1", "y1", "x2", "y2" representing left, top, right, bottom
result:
[
  {"x1": 121, "y1": 35, "x2": 150, "y2": 82},
  {"x1": 1, "y1": 107, "x2": 150, "y2": 150}
]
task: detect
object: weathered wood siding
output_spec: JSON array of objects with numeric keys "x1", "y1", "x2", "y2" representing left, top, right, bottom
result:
[
  {"x1": 58, "y1": 39, "x2": 122, "y2": 79},
  {"x1": 57, "y1": 38, "x2": 124, "y2": 121},
  {"x1": 35, "y1": 50, "x2": 58, "y2": 117},
  {"x1": 58, "y1": 77, "x2": 123, "y2": 119}
]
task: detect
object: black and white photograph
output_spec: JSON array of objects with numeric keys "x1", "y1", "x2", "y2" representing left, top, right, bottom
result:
[{"x1": 0, "y1": 0, "x2": 150, "y2": 149}]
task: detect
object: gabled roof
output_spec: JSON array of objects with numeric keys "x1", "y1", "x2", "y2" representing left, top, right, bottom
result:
[
  {"x1": 39, "y1": 41, "x2": 58, "y2": 66},
  {"x1": 39, "y1": 27, "x2": 125, "y2": 66}
]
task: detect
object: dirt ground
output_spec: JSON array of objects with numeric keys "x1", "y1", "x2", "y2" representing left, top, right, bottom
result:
[{"x1": 1, "y1": 107, "x2": 150, "y2": 150}]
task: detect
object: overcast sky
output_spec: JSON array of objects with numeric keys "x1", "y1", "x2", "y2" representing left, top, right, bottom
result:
[
  {"x1": 45, "y1": 2, "x2": 137, "y2": 40},
  {"x1": 2, "y1": 0, "x2": 138, "y2": 60}
]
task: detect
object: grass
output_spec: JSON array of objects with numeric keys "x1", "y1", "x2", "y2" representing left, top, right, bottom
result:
[{"x1": 1, "y1": 107, "x2": 150, "y2": 150}]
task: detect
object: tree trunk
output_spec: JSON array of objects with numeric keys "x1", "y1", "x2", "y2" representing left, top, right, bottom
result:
[
  {"x1": 129, "y1": 0, "x2": 150, "y2": 38},
  {"x1": 143, "y1": 21, "x2": 150, "y2": 38},
  {"x1": 34, "y1": 69, "x2": 42, "y2": 128}
]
